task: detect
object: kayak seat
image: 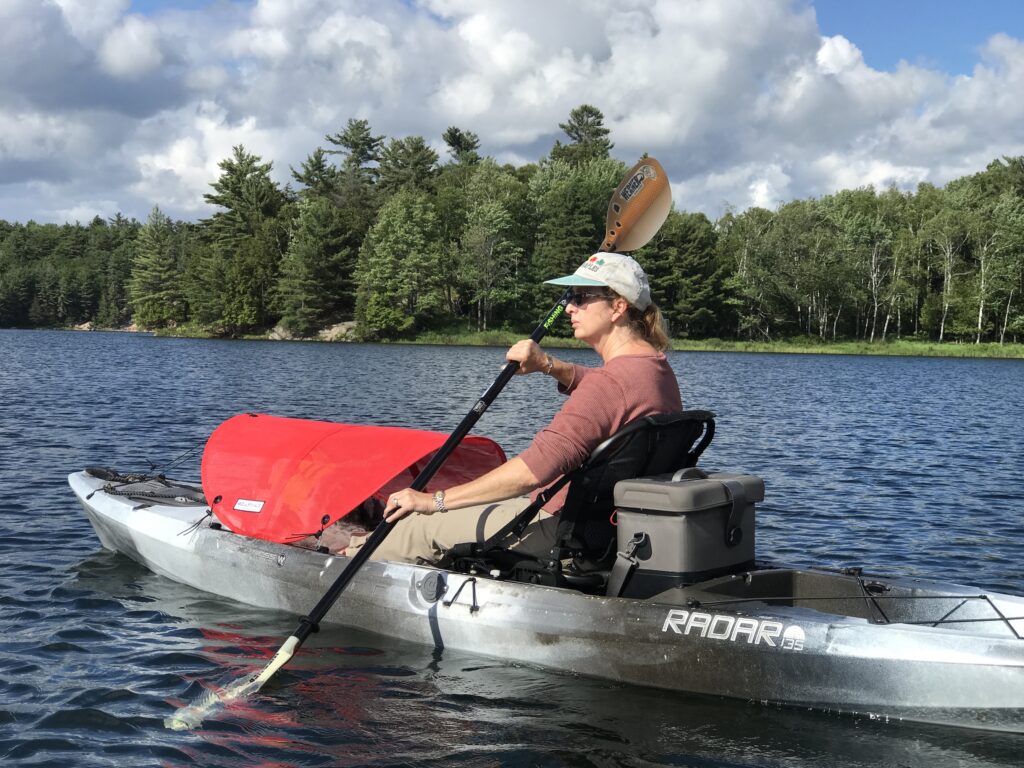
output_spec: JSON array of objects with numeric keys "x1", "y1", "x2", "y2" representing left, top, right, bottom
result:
[
  {"x1": 444, "y1": 410, "x2": 715, "y2": 593},
  {"x1": 554, "y1": 410, "x2": 716, "y2": 571}
]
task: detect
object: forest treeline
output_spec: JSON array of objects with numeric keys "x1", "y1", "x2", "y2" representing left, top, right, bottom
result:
[{"x1": 2, "y1": 105, "x2": 1023, "y2": 344}]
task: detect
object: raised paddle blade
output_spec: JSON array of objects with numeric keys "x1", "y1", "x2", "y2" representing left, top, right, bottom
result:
[
  {"x1": 201, "y1": 414, "x2": 506, "y2": 543},
  {"x1": 599, "y1": 157, "x2": 672, "y2": 252}
]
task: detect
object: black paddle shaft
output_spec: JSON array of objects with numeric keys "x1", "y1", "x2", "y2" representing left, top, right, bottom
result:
[{"x1": 292, "y1": 287, "x2": 574, "y2": 642}]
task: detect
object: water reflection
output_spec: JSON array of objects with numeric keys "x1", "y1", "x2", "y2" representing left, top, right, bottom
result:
[{"x1": 61, "y1": 551, "x2": 1024, "y2": 768}]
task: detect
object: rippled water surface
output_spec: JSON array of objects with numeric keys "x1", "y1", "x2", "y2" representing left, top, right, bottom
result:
[{"x1": 2, "y1": 329, "x2": 1023, "y2": 767}]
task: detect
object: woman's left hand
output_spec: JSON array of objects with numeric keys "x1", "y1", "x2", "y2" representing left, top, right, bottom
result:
[{"x1": 383, "y1": 488, "x2": 435, "y2": 523}]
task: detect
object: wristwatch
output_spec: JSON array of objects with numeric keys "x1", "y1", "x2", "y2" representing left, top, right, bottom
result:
[{"x1": 433, "y1": 489, "x2": 448, "y2": 513}]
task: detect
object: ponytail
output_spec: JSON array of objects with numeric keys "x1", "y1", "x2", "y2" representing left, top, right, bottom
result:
[
  {"x1": 600, "y1": 288, "x2": 671, "y2": 351},
  {"x1": 626, "y1": 302, "x2": 670, "y2": 351}
]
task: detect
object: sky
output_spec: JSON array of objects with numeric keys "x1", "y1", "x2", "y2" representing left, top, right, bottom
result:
[{"x1": 2, "y1": 0, "x2": 1024, "y2": 225}]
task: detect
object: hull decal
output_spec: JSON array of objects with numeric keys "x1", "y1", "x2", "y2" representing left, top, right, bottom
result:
[{"x1": 662, "y1": 609, "x2": 806, "y2": 651}]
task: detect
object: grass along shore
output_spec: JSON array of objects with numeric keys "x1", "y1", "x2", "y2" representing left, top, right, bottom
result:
[
  {"x1": 142, "y1": 322, "x2": 1024, "y2": 359},
  {"x1": 404, "y1": 329, "x2": 1024, "y2": 359}
]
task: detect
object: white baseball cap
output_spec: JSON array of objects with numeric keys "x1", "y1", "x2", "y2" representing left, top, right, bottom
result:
[{"x1": 545, "y1": 253, "x2": 652, "y2": 310}]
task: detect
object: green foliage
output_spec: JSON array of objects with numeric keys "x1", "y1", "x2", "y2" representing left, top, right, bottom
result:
[
  {"x1": 715, "y1": 206, "x2": 783, "y2": 340},
  {"x1": 638, "y1": 211, "x2": 726, "y2": 338},
  {"x1": 199, "y1": 145, "x2": 291, "y2": 334},
  {"x1": 325, "y1": 118, "x2": 384, "y2": 181},
  {"x1": 355, "y1": 188, "x2": 442, "y2": 339},
  {"x1": 291, "y1": 148, "x2": 340, "y2": 199},
  {"x1": 0, "y1": 215, "x2": 139, "y2": 328},
  {"x1": 377, "y1": 136, "x2": 439, "y2": 196},
  {"x1": 220, "y1": 219, "x2": 287, "y2": 332},
  {"x1": 550, "y1": 105, "x2": 614, "y2": 166},
  {"x1": 432, "y1": 163, "x2": 475, "y2": 317},
  {"x1": 181, "y1": 236, "x2": 224, "y2": 327},
  {"x1": 203, "y1": 145, "x2": 287, "y2": 244},
  {"x1": 442, "y1": 126, "x2": 482, "y2": 165},
  {"x1": 460, "y1": 201, "x2": 524, "y2": 330},
  {"x1": 3, "y1": 112, "x2": 1024, "y2": 351},
  {"x1": 128, "y1": 207, "x2": 186, "y2": 327},
  {"x1": 275, "y1": 197, "x2": 354, "y2": 336},
  {"x1": 528, "y1": 157, "x2": 626, "y2": 325}
]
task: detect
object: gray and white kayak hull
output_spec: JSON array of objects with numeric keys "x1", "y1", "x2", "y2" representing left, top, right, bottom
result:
[{"x1": 68, "y1": 470, "x2": 1024, "y2": 732}]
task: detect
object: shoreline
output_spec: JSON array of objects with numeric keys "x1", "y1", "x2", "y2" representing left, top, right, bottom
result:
[{"x1": 36, "y1": 324, "x2": 1024, "y2": 359}]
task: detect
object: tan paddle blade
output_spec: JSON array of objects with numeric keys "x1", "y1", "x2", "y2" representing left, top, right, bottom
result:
[
  {"x1": 164, "y1": 635, "x2": 300, "y2": 730},
  {"x1": 600, "y1": 157, "x2": 672, "y2": 252}
]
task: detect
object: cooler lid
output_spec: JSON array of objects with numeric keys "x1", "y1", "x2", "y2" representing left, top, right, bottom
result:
[{"x1": 613, "y1": 471, "x2": 765, "y2": 513}]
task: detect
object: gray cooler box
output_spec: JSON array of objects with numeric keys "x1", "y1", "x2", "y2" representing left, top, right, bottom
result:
[{"x1": 611, "y1": 469, "x2": 765, "y2": 597}]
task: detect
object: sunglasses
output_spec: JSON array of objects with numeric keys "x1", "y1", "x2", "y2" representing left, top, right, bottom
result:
[{"x1": 568, "y1": 290, "x2": 611, "y2": 307}]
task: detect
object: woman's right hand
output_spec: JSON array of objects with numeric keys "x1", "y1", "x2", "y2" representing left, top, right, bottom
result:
[{"x1": 506, "y1": 339, "x2": 548, "y2": 375}]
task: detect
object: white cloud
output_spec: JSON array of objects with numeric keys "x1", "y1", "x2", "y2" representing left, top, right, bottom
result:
[
  {"x1": 185, "y1": 65, "x2": 230, "y2": 93},
  {"x1": 56, "y1": 199, "x2": 123, "y2": 224},
  {"x1": 456, "y1": 15, "x2": 537, "y2": 77},
  {"x1": 98, "y1": 15, "x2": 164, "y2": 79},
  {"x1": 676, "y1": 162, "x2": 793, "y2": 215},
  {"x1": 437, "y1": 73, "x2": 495, "y2": 117},
  {"x1": 52, "y1": 0, "x2": 129, "y2": 44},
  {"x1": 130, "y1": 101, "x2": 280, "y2": 213},
  {"x1": 0, "y1": 110, "x2": 91, "y2": 160},
  {"x1": 812, "y1": 155, "x2": 929, "y2": 193},
  {"x1": 307, "y1": 12, "x2": 401, "y2": 85},
  {"x1": 816, "y1": 35, "x2": 863, "y2": 74},
  {"x1": 2, "y1": 0, "x2": 1024, "y2": 224},
  {"x1": 225, "y1": 25, "x2": 291, "y2": 62}
]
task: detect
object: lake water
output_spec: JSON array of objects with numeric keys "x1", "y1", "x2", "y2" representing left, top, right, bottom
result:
[{"x1": 1, "y1": 328, "x2": 1023, "y2": 767}]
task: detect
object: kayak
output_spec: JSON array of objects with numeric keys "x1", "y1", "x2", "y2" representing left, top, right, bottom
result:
[{"x1": 68, "y1": 467, "x2": 1024, "y2": 733}]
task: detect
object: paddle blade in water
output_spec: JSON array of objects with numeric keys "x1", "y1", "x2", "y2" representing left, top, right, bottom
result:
[
  {"x1": 164, "y1": 636, "x2": 299, "y2": 730},
  {"x1": 600, "y1": 157, "x2": 672, "y2": 252}
]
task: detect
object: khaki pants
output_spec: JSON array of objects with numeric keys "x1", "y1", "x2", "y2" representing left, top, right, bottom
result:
[{"x1": 345, "y1": 497, "x2": 559, "y2": 564}]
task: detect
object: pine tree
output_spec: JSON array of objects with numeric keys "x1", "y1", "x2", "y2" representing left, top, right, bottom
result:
[
  {"x1": 96, "y1": 239, "x2": 133, "y2": 327},
  {"x1": 182, "y1": 237, "x2": 226, "y2": 327},
  {"x1": 639, "y1": 211, "x2": 724, "y2": 338},
  {"x1": 275, "y1": 197, "x2": 353, "y2": 336},
  {"x1": 325, "y1": 118, "x2": 384, "y2": 180},
  {"x1": 203, "y1": 145, "x2": 287, "y2": 246},
  {"x1": 290, "y1": 147, "x2": 340, "y2": 198},
  {"x1": 550, "y1": 104, "x2": 614, "y2": 167},
  {"x1": 377, "y1": 137, "x2": 439, "y2": 195},
  {"x1": 201, "y1": 145, "x2": 290, "y2": 333},
  {"x1": 128, "y1": 206, "x2": 186, "y2": 328},
  {"x1": 442, "y1": 126, "x2": 481, "y2": 165}
]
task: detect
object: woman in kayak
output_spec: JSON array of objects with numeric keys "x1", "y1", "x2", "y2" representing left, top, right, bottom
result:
[{"x1": 343, "y1": 252, "x2": 682, "y2": 563}]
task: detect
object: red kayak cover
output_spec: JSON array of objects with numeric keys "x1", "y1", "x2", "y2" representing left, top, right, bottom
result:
[{"x1": 201, "y1": 413, "x2": 506, "y2": 543}]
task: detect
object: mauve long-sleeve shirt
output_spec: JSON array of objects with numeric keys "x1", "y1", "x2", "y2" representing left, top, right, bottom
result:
[{"x1": 518, "y1": 352, "x2": 683, "y2": 512}]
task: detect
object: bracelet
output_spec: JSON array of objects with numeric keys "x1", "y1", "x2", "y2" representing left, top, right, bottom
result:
[
  {"x1": 433, "y1": 489, "x2": 448, "y2": 513},
  {"x1": 544, "y1": 354, "x2": 553, "y2": 375}
]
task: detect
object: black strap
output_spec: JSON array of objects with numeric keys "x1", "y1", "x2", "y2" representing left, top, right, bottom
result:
[
  {"x1": 672, "y1": 470, "x2": 746, "y2": 546},
  {"x1": 477, "y1": 473, "x2": 574, "y2": 553},
  {"x1": 605, "y1": 531, "x2": 647, "y2": 597},
  {"x1": 719, "y1": 478, "x2": 747, "y2": 547}
]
